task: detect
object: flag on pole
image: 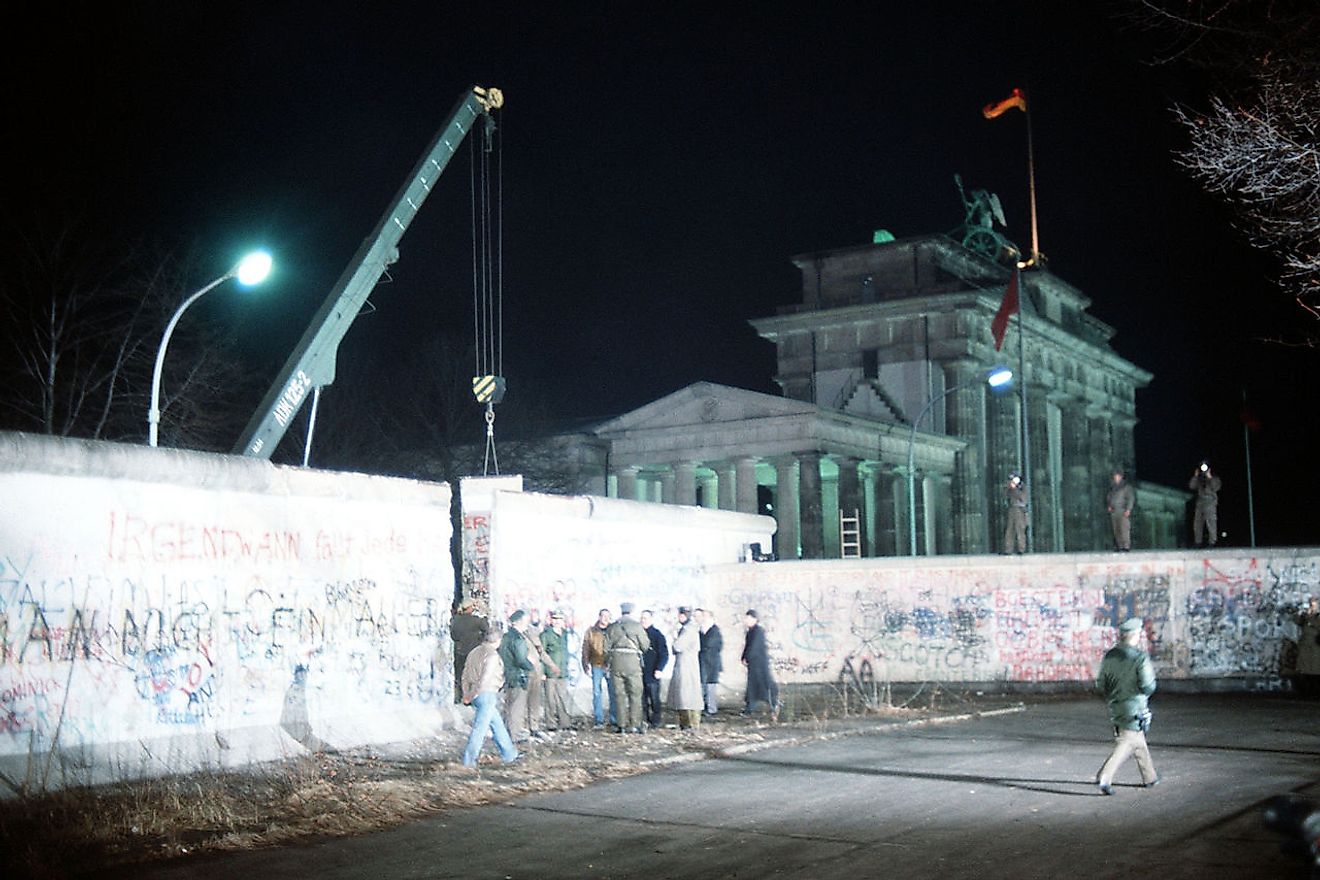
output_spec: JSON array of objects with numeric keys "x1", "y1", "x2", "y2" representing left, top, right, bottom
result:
[
  {"x1": 991, "y1": 271, "x2": 1019, "y2": 351},
  {"x1": 982, "y1": 87, "x2": 1027, "y2": 119}
]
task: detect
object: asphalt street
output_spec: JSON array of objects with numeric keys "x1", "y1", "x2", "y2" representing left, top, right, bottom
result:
[{"x1": 134, "y1": 694, "x2": 1320, "y2": 880}]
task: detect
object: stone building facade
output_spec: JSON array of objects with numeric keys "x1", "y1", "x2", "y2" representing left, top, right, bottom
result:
[{"x1": 534, "y1": 234, "x2": 1185, "y2": 558}]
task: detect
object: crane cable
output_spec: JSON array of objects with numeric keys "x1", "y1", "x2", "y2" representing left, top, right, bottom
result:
[{"x1": 470, "y1": 108, "x2": 503, "y2": 474}]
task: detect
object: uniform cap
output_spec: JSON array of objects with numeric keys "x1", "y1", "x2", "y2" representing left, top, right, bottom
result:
[
  {"x1": 620, "y1": 602, "x2": 635, "y2": 614},
  {"x1": 509, "y1": 609, "x2": 526, "y2": 623},
  {"x1": 1118, "y1": 618, "x2": 1143, "y2": 633},
  {"x1": 678, "y1": 605, "x2": 692, "y2": 614}
]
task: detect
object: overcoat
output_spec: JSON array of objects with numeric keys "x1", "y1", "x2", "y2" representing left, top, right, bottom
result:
[
  {"x1": 742, "y1": 623, "x2": 774, "y2": 706},
  {"x1": 667, "y1": 620, "x2": 704, "y2": 710},
  {"x1": 699, "y1": 623, "x2": 724, "y2": 684}
]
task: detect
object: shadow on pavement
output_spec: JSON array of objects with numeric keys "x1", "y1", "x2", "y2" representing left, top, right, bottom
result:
[{"x1": 720, "y1": 754, "x2": 1102, "y2": 797}]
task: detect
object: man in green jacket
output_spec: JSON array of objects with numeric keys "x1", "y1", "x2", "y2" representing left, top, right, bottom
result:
[
  {"x1": 499, "y1": 610, "x2": 535, "y2": 742},
  {"x1": 1096, "y1": 617, "x2": 1160, "y2": 794},
  {"x1": 540, "y1": 609, "x2": 572, "y2": 730}
]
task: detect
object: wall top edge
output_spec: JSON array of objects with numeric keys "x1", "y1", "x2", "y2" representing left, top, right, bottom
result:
[{"x1": 0, "y1": 430, "x2": 451, "y2": 505}]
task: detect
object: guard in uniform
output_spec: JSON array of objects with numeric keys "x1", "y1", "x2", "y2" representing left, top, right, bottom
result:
[
  {"x1": 1003, "y1": 472, "x2": 1028, "y2": 554},
  {"x1": 1106, "y1": 468, "x2": 1135, "y2": 551},
  {"x1": 1096, "y1": 617, "x2": 1160, "y2": 794},
  {"x1": 1188, "y1": 461, "x2": 1222, "y2": 547},
  {"x1": 604, "y1": 602, "x2": 651, "y2": 733}
]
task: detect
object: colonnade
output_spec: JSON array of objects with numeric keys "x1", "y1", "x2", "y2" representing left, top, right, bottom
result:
[{"x1": 610, "y1": 453, "x2": 953, "y2": 560}]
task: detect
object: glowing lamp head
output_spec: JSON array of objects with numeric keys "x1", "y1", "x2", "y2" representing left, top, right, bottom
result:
[
  {"x1": 987, "y1": 368, "x2": 1013, "y2": 388},
  {"x1": 234, "y1": 251, "x2": 273, "y2": 287}
]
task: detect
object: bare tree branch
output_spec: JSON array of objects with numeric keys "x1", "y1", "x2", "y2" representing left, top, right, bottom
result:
[{"x1": 1125, "y1": 1, "x2": 1320, "y2": 341}]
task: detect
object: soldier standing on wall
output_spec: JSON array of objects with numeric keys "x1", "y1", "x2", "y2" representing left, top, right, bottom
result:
[
  {"x1": 604, "y1": 602, "x2": 651, "y2": 733},
  {"x1": 1106, "y1": 468, "x2": 1136, "y2": 552},
  {"x1": 1188, "y1": 461, "x2": 1222, "y2": 547},
  {"x1": 1095, "y1": 617, "x2": 1160, "y2": 794},
  {"x1": 1003, "y1": 473, "x2": 1029, "y2": 555}
]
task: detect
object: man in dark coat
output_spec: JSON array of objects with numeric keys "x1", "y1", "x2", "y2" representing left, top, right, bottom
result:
[
  {"x1": 698, "y1": 607, "x2": 723, "y2": 716},
  {"x1": 450, "y1": 600, "x2": 488, "y2": 703},
  {"x1": 639, "y1": 609, "x2": 669, "y2": 729},
  {"x1": 740, "y1": 609, "x2": 778, "y2": 717}
]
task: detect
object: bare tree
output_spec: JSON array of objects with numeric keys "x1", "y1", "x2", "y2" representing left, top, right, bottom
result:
[
  {"x1": 1175, "y1": 76, "x2": 1320, "y2": 327},
  {"x1": 0, "y1": 217, "x2": 257, "y2": 448},
  {"x1": 1126, "y1": 1, "x2": 1320, "y2": 339}
]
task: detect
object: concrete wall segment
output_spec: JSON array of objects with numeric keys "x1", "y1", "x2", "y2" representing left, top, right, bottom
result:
[
  {"x1": 703, "y1": 550, "x2": 1319, "y2": 693},
  {"x1": 1, "y1": 431, "x2": 457, "y2": 793}
]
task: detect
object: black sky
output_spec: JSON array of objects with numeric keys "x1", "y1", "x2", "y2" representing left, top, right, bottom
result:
[{"x1": 6, "y1": 2, "x2": 1317, "y2": 546}]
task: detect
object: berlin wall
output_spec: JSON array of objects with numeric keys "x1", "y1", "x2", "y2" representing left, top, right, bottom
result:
[
  {"x1": 706, "y1": 552, "x2": 1320, "y2": 694},
  {"x1": 481, "y1": 488, "x2": 775, "y2": 709},
  {"x1": 477, "y1": 485, "x2": 1317, "y2": 702},
  {"x1": 0, "y1": 431, "x2": 457, "y2": 792},
  {"x1": 6, "y1": 436, "x2": 1314, "y2": 792}
]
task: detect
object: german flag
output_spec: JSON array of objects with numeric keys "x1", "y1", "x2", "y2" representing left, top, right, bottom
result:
[{"x1": 983, "y1": 88, "x2": 1027, "y2": 120}]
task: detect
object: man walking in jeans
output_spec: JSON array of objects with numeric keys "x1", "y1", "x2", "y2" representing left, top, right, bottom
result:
[
  {"x1": 1096, "y1": 617, "x2": 1160, "y2": 794},
  {"x1": 460, "y1": 627, "x2": 520, "y2": 768}
]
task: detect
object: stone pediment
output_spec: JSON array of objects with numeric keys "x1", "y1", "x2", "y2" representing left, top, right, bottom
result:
[{"x1": 594, "y1": 382, "x2": 816, "y2": 434}]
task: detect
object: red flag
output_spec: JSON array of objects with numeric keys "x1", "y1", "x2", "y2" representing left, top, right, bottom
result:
[
  {"x1": 991, "y1": 271, "x2": 1019, "y2": 351},
  {"x1": 1240, "y1": 405, "x2": 1262, "y2": 431},
  {"x1": 983, "y1": 88, "x2": 1027, "y2": 120}
]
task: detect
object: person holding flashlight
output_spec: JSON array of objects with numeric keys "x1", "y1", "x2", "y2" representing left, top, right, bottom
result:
[{"x1": 1188, "y1": 461, "x2": 1222, "y2": 547}]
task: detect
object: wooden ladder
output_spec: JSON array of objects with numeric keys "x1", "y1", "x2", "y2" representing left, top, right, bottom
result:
[{"x1": 840, "y1": 508, "x2": 862, "y2": 558}]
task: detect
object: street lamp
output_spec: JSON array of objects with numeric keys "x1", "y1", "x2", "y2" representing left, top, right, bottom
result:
[
  {"x1": 148, "y1": 251, "x2": 272, "y2": 447},
  {"x1": 906, "y1": 367, "x2": 1013, "y2": 555}
]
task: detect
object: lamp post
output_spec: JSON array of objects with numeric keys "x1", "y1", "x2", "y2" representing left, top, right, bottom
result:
[
  {"x1": 906, "y1": 367, "x2": 1013, "y2": 555},
  {"x1": 148, "y1": 251, "x2": 271, "y2": 447}
]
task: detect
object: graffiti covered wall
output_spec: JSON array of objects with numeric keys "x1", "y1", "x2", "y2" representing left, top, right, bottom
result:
[
  {"x1": 0, "y1": 432, "x2": 456, "y2": 791},
  {"x1": 484, "y1": 490, "x2": 774, "y2": 705},
  {"x1": 706, "y1": 552, "x2": 1320, "y2": 693}
]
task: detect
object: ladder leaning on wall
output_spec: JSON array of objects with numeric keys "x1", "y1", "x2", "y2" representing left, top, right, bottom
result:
[{"x1": 840, "y1": 509, "x2": 861, "y2": 558}]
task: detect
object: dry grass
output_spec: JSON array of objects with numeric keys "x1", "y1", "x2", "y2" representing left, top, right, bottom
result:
[{"x1": 0, "y1": 687, "x2": 1029, "y2": 879}]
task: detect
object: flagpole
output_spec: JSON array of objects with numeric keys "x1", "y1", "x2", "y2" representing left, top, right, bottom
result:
[
  {"x1": 1243, "y1": 388, "x2": 1257, "y2": 548},
  {"x1": 1018, "y1": 268, "x2": 1032, "y2": 552},
  {"x1": 1025, "y1": 89, "x2": 1040, "y2": 263}
]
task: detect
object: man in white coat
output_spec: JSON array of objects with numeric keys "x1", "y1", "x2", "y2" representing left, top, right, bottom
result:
[{"x1": 667, "y1": 606, "x2": 704, "y2": 730}]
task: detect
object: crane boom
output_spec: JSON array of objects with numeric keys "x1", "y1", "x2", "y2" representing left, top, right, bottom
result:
[{"x1": 234, "y1": 84, "x2": 503, "y2": 458}]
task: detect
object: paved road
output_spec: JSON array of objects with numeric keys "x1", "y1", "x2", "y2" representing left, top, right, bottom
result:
[{"x1": 137, "y1": 694, "x2": 1319, "y2": 879}]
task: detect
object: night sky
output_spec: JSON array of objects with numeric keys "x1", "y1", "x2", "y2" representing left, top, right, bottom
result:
[{"x1": 7, "y1": 3, "x2": 1317, "y2": 546}]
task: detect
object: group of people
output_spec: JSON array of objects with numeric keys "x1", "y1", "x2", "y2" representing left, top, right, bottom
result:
[
  {"x1": 1001, "y1": 460, "x2": 1223, "y2": 554},
  {"x1": 457, "y1": 602, "x2": 779, "y2": 767},
  {"x1": 461, "y1": 596, "x2": 1172, "y2": 795}
]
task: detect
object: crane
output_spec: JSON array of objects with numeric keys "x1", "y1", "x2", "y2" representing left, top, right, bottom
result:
[{"x1": 234, "y1": 84, "x2": 504, "y2": 459}]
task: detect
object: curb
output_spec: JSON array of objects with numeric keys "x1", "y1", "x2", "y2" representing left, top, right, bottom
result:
[{"x1": 636, "y1": 703, "x2": 1028, "y2": 768}]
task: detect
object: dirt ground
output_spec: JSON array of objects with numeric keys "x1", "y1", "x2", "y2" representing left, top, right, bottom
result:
[{"x1": 0, "y1": 685, "x2": 1033, "y2": 879}]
